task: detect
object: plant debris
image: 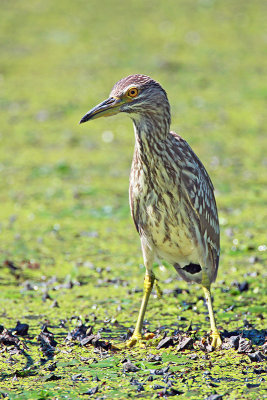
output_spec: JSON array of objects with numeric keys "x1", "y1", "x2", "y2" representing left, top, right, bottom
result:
[
  {"x1": 37, "y1": 325, "x2": 57, "y2": 355},
  {"x1": 159, "y1": 387, "x2": 184, "y2": 396},
  {"x1": 66, "y1": 323, "x2": 113, "y2": 351},
  {"x1": 237, "y1": 337, "x2": 253, "y2": 353},
  {"x1": 0, "y1": 329, "x2": 21, "y2": 349},
  {"x1": 81, "y1": 386, "x2": 99, "y2": 396},
  {"x1": 13, "y1": 321, "x2": 29, "y2": 336},
  {"x1": 44, "y1": 373, "x2": 62, "y2": 381},
  {"x1": 147, "y1": 354, "x2": 162, "y2": 363},
  {"x1": 157, "y1": 336, "x2": 174, "y2": 349},
  {"x1": 248, "y1": 351, "x2": 267, "y2": 362},
  {"x1": 177, "y1": 335, "x2": 194, "y2": 350},
  {"x1": 205, "y1": 395, "x2": 223, "y2": 400},
  {"x1": 123, "y1": 360, "x2": 140, "y2": 372}
]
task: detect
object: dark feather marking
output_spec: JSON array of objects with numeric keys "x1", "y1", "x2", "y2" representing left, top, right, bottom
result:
[
  {"x1": 183, "y1": 263, "x2": 202, "y2": 274},
  {"x1": 174, "y1": 263, "x2": 202, "y2": 274}
]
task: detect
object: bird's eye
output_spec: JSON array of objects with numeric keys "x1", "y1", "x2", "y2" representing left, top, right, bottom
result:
[{"x1": 127, "y1": 87, "x2": 139, "y2": 98}]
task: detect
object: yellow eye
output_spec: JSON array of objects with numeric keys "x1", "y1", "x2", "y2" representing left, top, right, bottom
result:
[{"x1": 127, "y1": 87, "x2": 139, "y2": 98}]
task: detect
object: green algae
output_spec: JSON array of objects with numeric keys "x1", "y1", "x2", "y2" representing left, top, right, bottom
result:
[{"x1": 0, "y1": 0, "x2": 266, "y2": 399}]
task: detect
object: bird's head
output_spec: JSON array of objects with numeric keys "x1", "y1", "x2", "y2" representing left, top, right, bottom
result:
[{"x1": 79, "y1": 74, "x2": 170, "y2": 126}]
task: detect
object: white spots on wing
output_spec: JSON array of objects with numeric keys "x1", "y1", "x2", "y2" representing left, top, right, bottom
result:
[
  {"x1": 146, "y1": 204, "x2": 154, "y2": 217},
  {"x1": 207, "y1": 235, "x2": 216, "y2": 248},
  {"x1": 182, "y1": 169, "x2": 196, "y2": 181},
  {"x1": 211, "y1": 218, "x2": 216, "y2": 230},
  {"x1": 185, "y1": 160, "x2": 195, "y2": 170}
]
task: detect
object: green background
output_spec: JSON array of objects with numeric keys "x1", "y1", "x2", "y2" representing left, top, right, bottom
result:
[{"x1": 0, "y1": 0, "x2": 266, "y2": 398}]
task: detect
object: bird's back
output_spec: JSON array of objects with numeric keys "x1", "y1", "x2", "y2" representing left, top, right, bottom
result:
[{"x1": 129, "y1": 130, "x2": 220, "y2": 284}]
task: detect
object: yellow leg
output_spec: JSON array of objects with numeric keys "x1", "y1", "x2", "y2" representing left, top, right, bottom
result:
[
  {"x1": 126, "y1": 273, "x2": 155, "y2": 347},
  {"x1": 202, "y1": 284, "x2": 222, "y2": 348},
  {"x1": 202, "y1": 273, "x2": 222, "y2": 348}
]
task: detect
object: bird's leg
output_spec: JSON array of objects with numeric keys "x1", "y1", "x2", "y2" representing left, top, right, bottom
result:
[
  {"x1": 202, "y1": 272, "x2": 222, "y2": 349},
  {"x1": 126, "y1": 272, "x2": 155, "y2": 347},
  {"x1": 126, "y1": 241, "x2": 155, "y2": 348}
]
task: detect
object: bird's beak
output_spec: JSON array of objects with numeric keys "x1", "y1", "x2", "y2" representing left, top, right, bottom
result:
[{"x1": 79, "y1": 97, "x2": 122, "y2": 124}]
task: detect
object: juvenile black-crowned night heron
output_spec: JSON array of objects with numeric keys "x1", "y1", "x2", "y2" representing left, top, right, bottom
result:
[{"x1": 80, "y1": 74, "x2": 222, "y2": 348}]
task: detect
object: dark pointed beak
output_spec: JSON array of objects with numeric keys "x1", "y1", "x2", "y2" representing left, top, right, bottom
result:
[{"x1": 79, "y1": 97, "x2": 122, "y2": 124}]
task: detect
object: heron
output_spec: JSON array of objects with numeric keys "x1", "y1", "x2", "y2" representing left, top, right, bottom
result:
[{"x1": 80, "y1": 74, "x2": 222, "y2": 348}]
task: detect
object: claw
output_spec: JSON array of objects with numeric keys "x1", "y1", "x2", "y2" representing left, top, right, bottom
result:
[
  {"x1": 124, "y1": 332, "x2": 155, "y2": 348},
  {"x1": 210, "y1": 330, "x2": 222, "y2": 348},
  {"x1": 126, "y1": 336, "x2": 144, "y2": 348}
]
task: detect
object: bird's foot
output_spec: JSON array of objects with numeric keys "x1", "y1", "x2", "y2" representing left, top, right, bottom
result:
[
  {"x1": 125, "y1": 332, "x2": 155, "y2": 348},
  {"x1": 210, "y1": 330, "x2": 222, "y2": 348}
]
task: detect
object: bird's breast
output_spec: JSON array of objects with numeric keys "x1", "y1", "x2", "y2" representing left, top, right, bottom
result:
[{"x1": 130, "y1": 162, "x2": 196, "y2": 261}]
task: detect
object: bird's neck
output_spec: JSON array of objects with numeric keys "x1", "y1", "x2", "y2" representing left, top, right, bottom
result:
[{"x1": 132, "y1": 113, "x2": 170, "y2": 159}]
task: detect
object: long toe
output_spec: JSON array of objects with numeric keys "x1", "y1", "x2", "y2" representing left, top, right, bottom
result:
[
  {"x1": 210, "y1": 331, "x2": 222, "y2": 349},
  {"x1": 125, "y1": 335, "x2": 144, "y2": 348},
  {"x1": 124, "y1": 332, "x2": 154, "y2": 349}
]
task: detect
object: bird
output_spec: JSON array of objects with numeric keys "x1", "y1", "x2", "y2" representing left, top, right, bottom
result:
[{"x1": 80, "y1": 74, "x2": 222, "y2": 348}]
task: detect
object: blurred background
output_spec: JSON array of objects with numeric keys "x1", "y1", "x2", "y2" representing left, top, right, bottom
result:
[
  {"x1": 0, "y1": 0, "x2": 266, "y2": 323},
  {"x1": 1, "y1": 2, "x2": 266, "y2": 397}
]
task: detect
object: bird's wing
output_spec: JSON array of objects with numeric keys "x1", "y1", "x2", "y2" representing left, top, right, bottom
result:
[{"x1": 170, "y1": 132, "x2": 220, "y2": 273}]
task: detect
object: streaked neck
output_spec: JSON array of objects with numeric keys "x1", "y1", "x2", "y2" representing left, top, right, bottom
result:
[{"x1": 132, "y1": 113, "x2": 169, "y2": 161}]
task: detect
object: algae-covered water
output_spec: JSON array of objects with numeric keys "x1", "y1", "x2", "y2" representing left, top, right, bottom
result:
[{"x1": 0, "y1": 0, "x2": 266, "y2": 399}]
